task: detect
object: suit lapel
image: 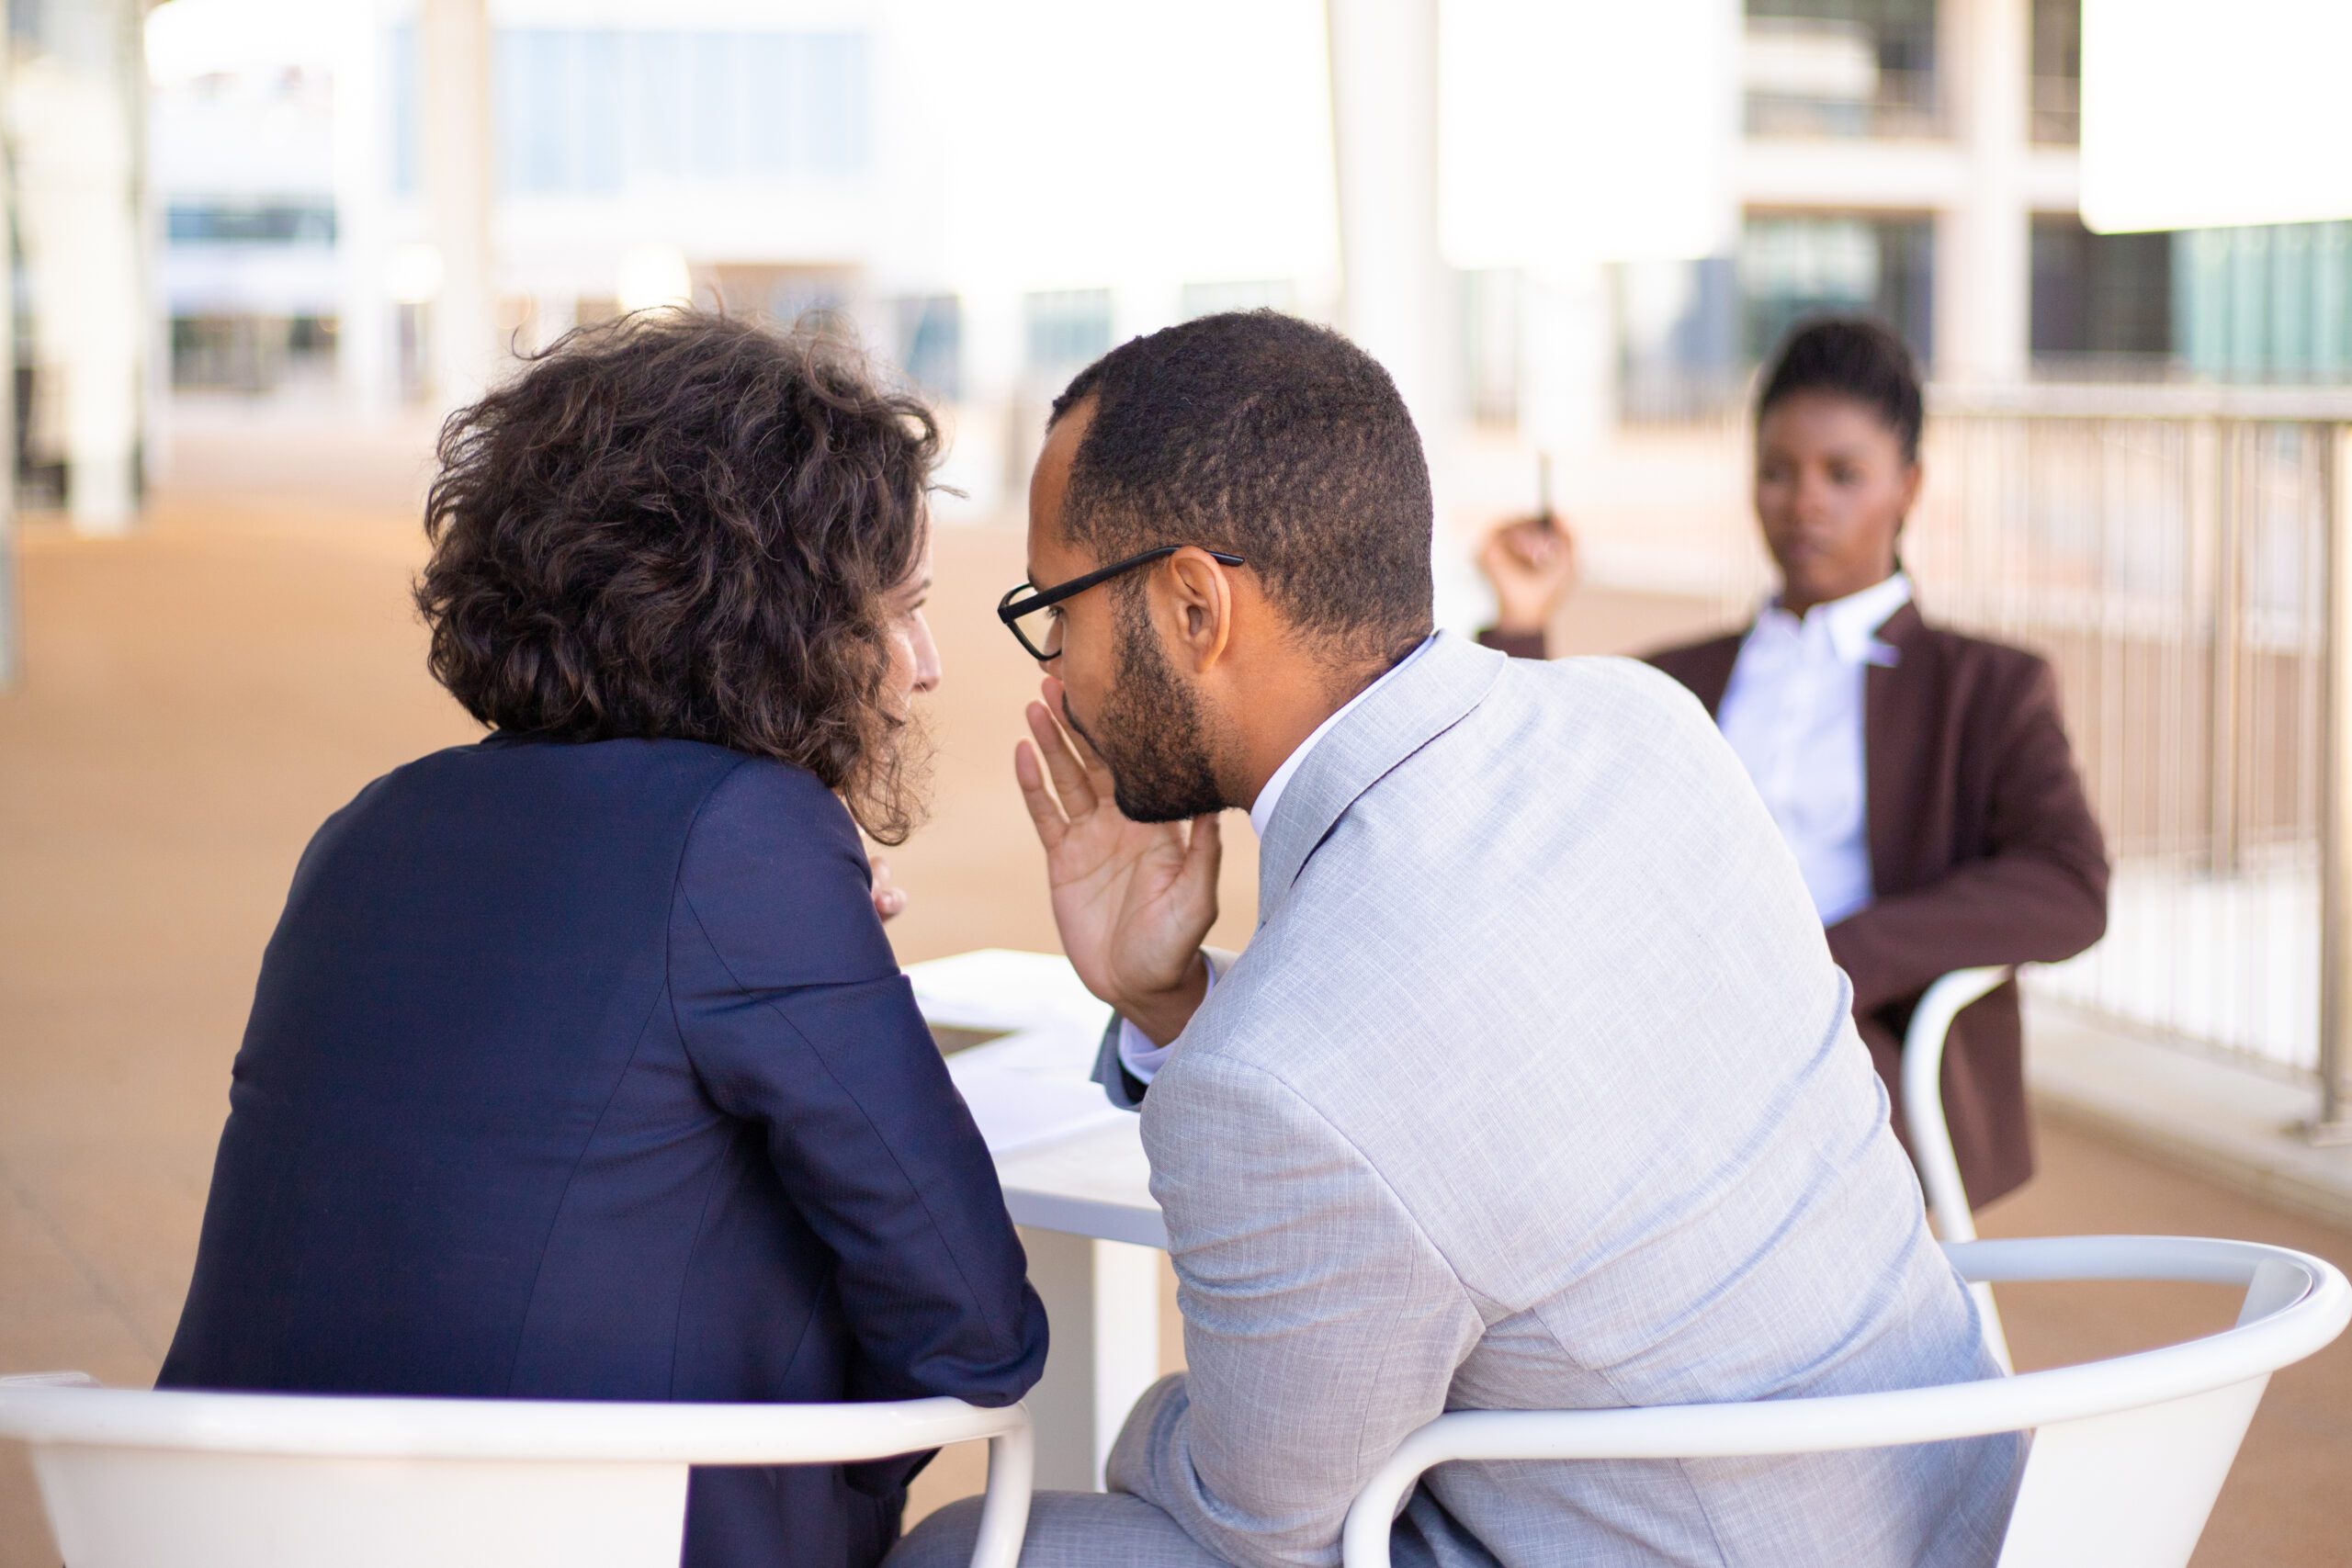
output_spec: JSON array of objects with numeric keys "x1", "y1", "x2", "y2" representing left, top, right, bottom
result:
[
  {"x1": 1255, "y1": 632, "x2": 1506, "y2": 923},
  {"x1": 1864, "y1": 603, "x2": 1929, "y2": 897}
]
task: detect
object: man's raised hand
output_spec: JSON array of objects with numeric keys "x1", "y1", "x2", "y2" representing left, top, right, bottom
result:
[{"x1": 1013, "y1": 677, "x2": 1218, "y2": 1045}]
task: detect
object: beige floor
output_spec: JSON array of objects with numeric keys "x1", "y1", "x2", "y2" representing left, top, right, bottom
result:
[{"x1": 2, "y1": 446, "x2": 2346, "y2": 1565}]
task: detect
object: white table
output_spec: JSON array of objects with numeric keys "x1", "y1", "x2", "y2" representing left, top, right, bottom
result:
[{"x1": 906, "y1": 950, "x2": 1168, "y2": 1492}]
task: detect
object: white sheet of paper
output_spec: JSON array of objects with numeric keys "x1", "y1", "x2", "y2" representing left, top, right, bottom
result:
[
  {"x1": 910, "y1": 950, "x2": 1130, "y2": 1155},
  {"x1": 947, "y1": 1065, "x2": 1134, "y2": 1156},
  {"x1": 906, "y1": 948, "x2": 1109, "y2": 1033}
]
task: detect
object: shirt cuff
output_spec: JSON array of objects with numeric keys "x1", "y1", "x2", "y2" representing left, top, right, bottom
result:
[{"x1": 1115, "y1": 957, "x2": 1215, "y2": 1086}]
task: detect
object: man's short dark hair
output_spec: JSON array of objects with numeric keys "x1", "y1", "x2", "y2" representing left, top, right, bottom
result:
[
  {"x1": 1756, "y1": 314, "x2": 1926, "y2": 465},
  {"x1": 1047, "y1": 310, "x2": 1434, "y2": 661},
  {"x1": 415, "y1": 308, "x2": 938, "y2": 841}
]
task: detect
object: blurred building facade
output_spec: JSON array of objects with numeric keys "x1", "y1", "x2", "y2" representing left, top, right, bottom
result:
[
  {"x1": 266, "y1": 0, "x2": 1343, "y2": 513},
  {"x1": 129, "y1": 0, "x2": 2352, "y2": 505}
]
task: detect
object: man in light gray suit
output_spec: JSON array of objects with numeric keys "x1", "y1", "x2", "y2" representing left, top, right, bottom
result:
[{"x1": 897, "y1": 312, "x2": 2019, "y2": 1568}]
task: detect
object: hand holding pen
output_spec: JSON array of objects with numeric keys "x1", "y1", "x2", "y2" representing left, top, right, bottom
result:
[{"x1": 1477, "y1": 452, "x2": 1578, "y2": 638}]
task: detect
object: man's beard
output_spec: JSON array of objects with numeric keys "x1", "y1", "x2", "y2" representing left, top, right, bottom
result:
[{"x1": 1061, "y1": 596, "x2": 1226, "y2": 824}]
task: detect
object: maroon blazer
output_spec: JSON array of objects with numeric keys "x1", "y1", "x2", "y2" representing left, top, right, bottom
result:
[{"x1": 1484, "y1": 604, "x2": 2109, "y2": 1208}]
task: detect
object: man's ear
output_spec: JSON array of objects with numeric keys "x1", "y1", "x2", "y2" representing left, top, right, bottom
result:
[
  {"x1": 1897, "y1": 458, "x2": 1924, "y2": 521},
  {"x1": 1159, "y1": 547, "x2": 1236, "y2": 674}
]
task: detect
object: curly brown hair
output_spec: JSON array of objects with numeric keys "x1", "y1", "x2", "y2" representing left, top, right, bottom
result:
[{"x1": 415, "y1": 309, "x2": 939, "y2": 842}]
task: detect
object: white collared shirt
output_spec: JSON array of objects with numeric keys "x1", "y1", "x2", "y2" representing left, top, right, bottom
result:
[
  {"x1": 1714, "y1": 572, "x2": 1911, "y2": 928},
  {"x1": 1117, "y1": 636, "x2": 1438, "y2": 1084}
]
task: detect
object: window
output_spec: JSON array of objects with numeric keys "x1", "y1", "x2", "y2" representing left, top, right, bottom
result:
[
  {"x1": 1740, "y1": 212, "x2": 1933, "y2": 364},
  {"x1": 166, "y1": 204, "x2": 337, "y2": 244},
  {"x1": 2175, "y1": 221, "x2": 2352, "y2": 384},
  {"x1": 2030, "y1": 215, "x2": 2171, "y2": 370},
  {"x1": 576, "y1": 30, "x2": 627, "y2": 193},
  {"x1": 1744, "y1": 0, "x2": 1941, "y2": 139},
  {"x1": 897, "y1": 296, "x2": 962, "y2": 400},
  {"x1": 1024, "y1": 290, "x2": 1114, "y2": 386},
  {"x1": 746, "y1": 32, "x2": 796, "y2": 175},
  {"x1": 388, "y1": 22, "x2": 420, "y2": 196},
  {"x1": 485, "y1": 28, "x2": 873, "y2": 197},
  {"x1": 686, "y1": 31, "x2": 741, "y2": 179},
  {"x1": 797, "y1": 33, "x2": 870, "y2": 177},
  {"x1": 497, "y1": 28, "x2": 573, "y2": 195},
  {"x1": 629, "y1": 32, "x2": 687, "y2": 179},
  {"x1": 1613, "y1": 255, "x2": 1744, "y2": 423}
]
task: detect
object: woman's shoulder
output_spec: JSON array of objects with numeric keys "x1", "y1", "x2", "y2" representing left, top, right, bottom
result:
[
  {"x1": 1893, "y1": 615, "x2": 2073, "y2": 751},
  {"x1": 401, "y1": 733, "x2": 829, "y2": 802},
  {"x1": 317, "y1": 737, "x2": 845, "y2": 865},
  {"x1": 674, "y1": 749, "x2": 865, "y2": 886},
  {"x1": 1901, "y1": 614, "x2": 2055, "y2": 689},
  {"x1": 668, "y1": 750, "x2": 888, "y2": 980}
]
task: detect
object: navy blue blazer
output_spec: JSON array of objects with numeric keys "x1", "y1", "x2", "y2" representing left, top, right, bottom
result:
[{"x1": 160, "y1": 736, "x2": 1049, "y2": 1568}]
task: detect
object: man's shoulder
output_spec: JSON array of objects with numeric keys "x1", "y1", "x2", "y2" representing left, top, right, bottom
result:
[
  {"x1": 1478, "y1": 649, "x2": 1730, "y2": 769},
  {"x1": 1178, "y1": 651, "x2": 1766, "y2": 1045}
]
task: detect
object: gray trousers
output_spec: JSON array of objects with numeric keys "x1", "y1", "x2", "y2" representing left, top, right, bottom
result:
[{"x1": 888, "y1": 1489, "x2": 1234, "y2": 1568}]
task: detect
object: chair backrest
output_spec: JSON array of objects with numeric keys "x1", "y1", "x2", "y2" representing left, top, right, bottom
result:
[
  {"x1": 1903, "y1": 964, "x2": 2017, "y2": 1367},
  {"x1": 1341, "y1": 1235, "x2": 2350, "y2": 1568},
  {"x1": 0, "y1": 1380, "x2": 1032, "y2": 1568}
]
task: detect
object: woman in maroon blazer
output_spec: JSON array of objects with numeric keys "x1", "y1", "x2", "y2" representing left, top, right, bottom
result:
[{"x1": 1478, "y1": 315, "x2": 2107, "y2": 1212}]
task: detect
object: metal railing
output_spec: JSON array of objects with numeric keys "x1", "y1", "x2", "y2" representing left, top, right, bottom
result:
[{"x1": 1919, "y1": 390, "x2": 2352, "y2": 1136}]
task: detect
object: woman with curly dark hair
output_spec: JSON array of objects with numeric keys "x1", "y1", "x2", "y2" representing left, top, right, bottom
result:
[{"x1": 158, "y1": 310, "x2": 1048, "y2": 1568}]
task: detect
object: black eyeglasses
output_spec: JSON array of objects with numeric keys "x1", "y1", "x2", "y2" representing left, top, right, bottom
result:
[{"x1": 997, "y1": 545, "x2": 1247, "y2": 661}]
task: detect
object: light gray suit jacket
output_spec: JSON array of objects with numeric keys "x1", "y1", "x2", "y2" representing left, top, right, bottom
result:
[{"x1": 1089, "y1": 632, "x2": 2019, "y2": 1568}]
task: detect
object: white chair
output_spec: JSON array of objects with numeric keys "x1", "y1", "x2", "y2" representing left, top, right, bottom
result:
[
  {"x1": 0, "y1": 1379, "x2": 1032, "y2": 1568},
  {"x1": 1904, "y1": 964, "x2": 2018, "y2": 1368},
  {"x1": 1343, "y1": 1235, "x2": 2350, "y2": 1568}
]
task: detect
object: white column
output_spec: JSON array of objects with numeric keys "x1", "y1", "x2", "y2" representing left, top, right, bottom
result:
[
  {"x1": 334, "y1": 1, "x2": 395, "y2": 415},
  {"x1": 14, "y1": 0, "x2": 144, "y2": 534},
  {"x1": 422, "y1": 0, "x2": 495, "y2": 409},
  {"x1": 1936, "y1": 0, "x2": 2032, "y2": 384},
  {"x1": 1324, "y1": 0, "x2": 1449, "y2": 431},
  {"x1": 1326, "y1": 0, "x2": 1471, "y2": 625},
  {"x1": 1017, "y1": 1229, "x2": 1163, "y2": 1490}
]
